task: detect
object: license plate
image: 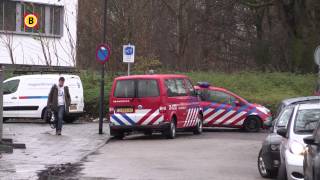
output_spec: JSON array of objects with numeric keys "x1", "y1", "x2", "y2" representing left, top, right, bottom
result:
[
  {"x1": 116, "y1": 107, "x2": 134, "y2": 113},
  {"x1": 69, "y1": 105, "x2": 77, "y2": 111}
]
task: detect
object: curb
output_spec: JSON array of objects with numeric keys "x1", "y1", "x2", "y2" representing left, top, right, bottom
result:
[{"x1": 79, "y1": 134, "x2": 112, "y2": 162}]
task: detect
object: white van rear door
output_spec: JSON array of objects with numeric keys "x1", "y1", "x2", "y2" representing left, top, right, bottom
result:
[{"x1": 65, "y1": 76, "x2": 84, "y2": 113}]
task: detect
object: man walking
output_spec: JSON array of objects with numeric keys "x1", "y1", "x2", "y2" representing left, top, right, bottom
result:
[{"x1": 47, "y1": 77, "x2": 71, "y2": 135}]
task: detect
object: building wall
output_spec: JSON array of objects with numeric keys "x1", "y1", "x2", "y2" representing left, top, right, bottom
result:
[{"x1": 0, "y1": 0, "x2": 77, "y2": 67}]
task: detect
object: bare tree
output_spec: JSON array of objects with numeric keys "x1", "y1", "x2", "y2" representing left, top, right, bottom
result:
[{"x1": 0, "y1": 32, "x2": 15, "y2": 64}]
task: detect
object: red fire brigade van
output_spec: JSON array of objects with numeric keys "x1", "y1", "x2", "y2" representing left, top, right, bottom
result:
[{"x1": 109, "y1": 74, "x2": 203, "y2": 139}]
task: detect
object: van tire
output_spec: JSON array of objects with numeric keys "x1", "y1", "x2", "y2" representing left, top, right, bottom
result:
[
  {"x1": 42, "y1": 108, "x2": 50, "y2": 123},
  {"x1": 144, "y1": 130, "x2": 153, "y2": 136},
  {"x1": 64, "y1": 116, "x2": 77, "y2": 123},
  {"x1": 193, "y1": 115, "x2": 203, "y2": 135},
  {"x1": 243, "y1": 116, "x2": 261, "y2": 132},
  {"x1": 113, "y1": 132, "x2": 125, "y2": 140},
  {"x1": 164, "y1": 120, "x2": 176, "y2": 139}
]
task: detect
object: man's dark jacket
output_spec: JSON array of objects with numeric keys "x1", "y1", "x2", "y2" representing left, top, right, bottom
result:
[{"x1": 47, "y1": 84, "x2": 71, "y2": 112}]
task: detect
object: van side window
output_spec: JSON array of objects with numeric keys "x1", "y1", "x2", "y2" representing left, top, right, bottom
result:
[
  {"x1": 137, "y1": 80, "x2": 159, "y2": 98},
  {"x1": 185, "y1": 79, "x2": 196, "y2": 96},
  {"x1": 3, "y1": 80, "x2": 19, "y2": 95},
  {"x1": 165, "y1": 79, "x2": 187, "y2": 97},
  {"x1": 114, "y1": 80, "x2": 135, "y2": 98},
  {"x1": 175, "y1": 79, "x2": 187, "y2": 96}
]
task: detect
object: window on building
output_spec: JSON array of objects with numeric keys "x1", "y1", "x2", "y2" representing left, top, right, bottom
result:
[
  {"x1": 20, "y1": 2, "x2": 46, "y2": 33},
  {"x1": 0, "y1": 0, "x2": 63, "y2": 36},
  {"x1": 50, "y1": 6, "x2": 62, "y2": 35},
  {"x1": 0, "y1": 0, "x2": 16, "y2": 31}
]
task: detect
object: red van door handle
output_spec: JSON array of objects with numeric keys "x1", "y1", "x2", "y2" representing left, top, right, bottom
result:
[{"x1": 11, "y1": 97, "x2": 17, "y2": 100}]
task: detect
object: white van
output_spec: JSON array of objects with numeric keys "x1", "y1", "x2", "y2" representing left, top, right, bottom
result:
[{"x1": 3, "y1": 74, "x2": 84, "y2": 123}]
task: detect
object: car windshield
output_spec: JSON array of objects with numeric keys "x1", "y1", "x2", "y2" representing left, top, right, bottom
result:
[{"x1": 294, "y1": 108, "x2": 320, "y2": 134}]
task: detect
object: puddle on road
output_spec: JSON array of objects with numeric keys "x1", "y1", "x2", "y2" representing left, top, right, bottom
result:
[
  {"x1": 37, "y1": 162, "x2": 116, "y2": 180},
  {"x1": 38, "y1": 163, "x2": 83, "y2": 180}
]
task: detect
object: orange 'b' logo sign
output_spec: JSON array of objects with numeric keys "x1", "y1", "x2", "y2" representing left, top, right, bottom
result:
[{"x1": 24, "y1": 14, "x2": 38, "y2": 28}]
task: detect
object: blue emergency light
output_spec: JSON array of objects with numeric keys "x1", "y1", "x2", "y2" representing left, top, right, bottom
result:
[{"x1": 197, "y1": 82, "x2": 210, "y2": 88}]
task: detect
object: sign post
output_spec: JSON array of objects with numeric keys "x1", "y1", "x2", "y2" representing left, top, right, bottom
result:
[
  {"x1": 96, "y1": 43, "x2": 110, "y2": 135},
  {"x1": 96, "y1": 0, "x2": 109, "y2": 135},
  {"x1": 315, "y1": 46, "x2": 320, "y2": 66},
  {"x1": 123, "y1": 44, "x2": 135, "y2": 76}
]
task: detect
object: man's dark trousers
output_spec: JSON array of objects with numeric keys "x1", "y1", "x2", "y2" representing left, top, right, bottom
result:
[{"x1": 55, "y1": 105, "x2": 65, "y2": 131}]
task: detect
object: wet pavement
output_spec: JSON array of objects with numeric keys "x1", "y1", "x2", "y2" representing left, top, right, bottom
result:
[
  {"x1": 76, "y1": 129, "x2": 268, "y2": 180},
  {"x1": 0, "y1": 121, "x2": 110, "y2": 180}
]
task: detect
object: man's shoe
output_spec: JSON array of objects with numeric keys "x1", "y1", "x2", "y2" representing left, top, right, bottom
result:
[{"x1": 56, "y1": 130, "x2": 61, "y2": 136}]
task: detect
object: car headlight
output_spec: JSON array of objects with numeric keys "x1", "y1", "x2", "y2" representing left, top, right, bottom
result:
[
  {"x1": 289, "y1": 141, "x2": 305, "y2": 156},
  {"x1": 270, "y1": 144, "x2": 280, "y2": 151}
]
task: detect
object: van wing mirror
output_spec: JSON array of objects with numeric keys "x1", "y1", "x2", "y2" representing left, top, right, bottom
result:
[
  {"x1": 304, "y1": 136, "x2": 317, "y2": 145},
  {"x1": 276, "y1": 128, "x2": 287, "y2": 138},
  {"x1": 191, "y1": 90, "x2": 198, "y2": 97}
]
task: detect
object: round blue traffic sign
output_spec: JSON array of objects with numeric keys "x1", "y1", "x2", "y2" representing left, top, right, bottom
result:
[
  {"x1": 125, "y1": 46, "x2": 134, "y2": 55},
  {"x1": 96, "y1": 44, "x2": 111, "y2": 64}
]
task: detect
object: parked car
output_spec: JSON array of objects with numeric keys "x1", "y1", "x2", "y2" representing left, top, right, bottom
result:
[
  {"x1": 303, "y1": 121, "x2": 320, "y2": 180},
  {"x1": 3, "y1": 74, "x2": 84, "y2": 123},
  {"x1": 277, "y1": 104, "x2": 320, "y2": 180},
  {"x1": 275, "y1": 96, "x2": 320, "y2": 118},
  {"x1": 194, "y1": 82, "x2": 271, "y2": 132},
  {"x1": 258, "y1": 96, "x2": 320, "y2": 179},
  {"x1": 109, "y1": 74, "x2": 202, "y2": 139}
]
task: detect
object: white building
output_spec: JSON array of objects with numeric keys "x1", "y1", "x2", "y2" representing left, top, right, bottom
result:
[{"x1": 0, "y1": 0, "x2": 77, "y2": 67}]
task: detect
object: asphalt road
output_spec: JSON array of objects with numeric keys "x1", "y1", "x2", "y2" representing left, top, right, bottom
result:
[{"x1": 78, "y1": 129, "x2": 268, "y2": 180}]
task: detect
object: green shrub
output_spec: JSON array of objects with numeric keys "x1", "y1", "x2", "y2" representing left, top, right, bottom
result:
[{"x1": 80, "y1": 71, "x2": 316, "y2": 117}]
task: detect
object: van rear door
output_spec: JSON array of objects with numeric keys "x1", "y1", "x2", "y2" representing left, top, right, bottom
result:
[
  {"x1": 110, "y1": 79, "x2": 162, "y2": 126},
  {"x1": 65, "y1": 76, "x2": 84, "y2": 113}
]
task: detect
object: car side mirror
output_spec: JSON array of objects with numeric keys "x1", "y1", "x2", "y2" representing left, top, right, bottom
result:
[
  {"x1": 277, "y1": 128, "x2": 287, "y2": 138},
  {"x1": 304, "y1": 136, "x2": 317, "y2": 145}
]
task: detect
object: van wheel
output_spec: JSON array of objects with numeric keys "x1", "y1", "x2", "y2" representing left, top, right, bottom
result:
[
  {"x1": 113, "y1": 132, "x2": 125, "y2": 140},
  {"x1": 143, "y1": 130, "x2": 153, "y2": 136},
  {"x1": 64, "y1": 116, "x2": 77, "y2": 123},
  {"x1": 42, "y1": 108, "x2": 51, "y2": 123},
  {"x1": 193, "y1": 115, "x2": 203, "y2": 135},
  {"x1": 243, "y1": 116, "x2": 261, "y2": 132},
  {"x1": 163, "y1": 120, "x2": 176, "y2": 139}
]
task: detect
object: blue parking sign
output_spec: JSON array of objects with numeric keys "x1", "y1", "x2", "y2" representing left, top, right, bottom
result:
[{"x1": 123, "y1": 44, "x2": 135, "y2": 63}]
